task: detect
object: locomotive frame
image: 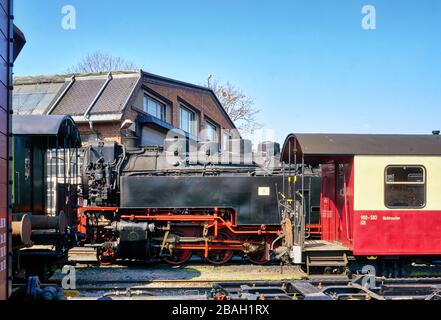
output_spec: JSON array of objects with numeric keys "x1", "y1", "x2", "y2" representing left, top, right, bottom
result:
[{"x1": 78, "y1": 206, "x2": 284, "y2": 265}]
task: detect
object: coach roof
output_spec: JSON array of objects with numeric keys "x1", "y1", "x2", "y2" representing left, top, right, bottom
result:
[
  {"x1": 281, "y1": 133, "x2": 441, "y2": 162},
  {"x1": 12, "y1": 115, "x2": 81, "y2": 147}
]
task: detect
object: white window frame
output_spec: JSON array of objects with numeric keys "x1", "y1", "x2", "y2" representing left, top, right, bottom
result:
[
  {"x1": 205, "y1": 120, "x2": 218, "y2": 143},
  {"x1": 143, "y1": 93, "x2": 166, "y2": 121},
  {"x1": 180, "y1": 104, "x2": 198, "y2": 136},
  {"x1": 222, "y1": 131, "x2": 231, "y2": 151}
]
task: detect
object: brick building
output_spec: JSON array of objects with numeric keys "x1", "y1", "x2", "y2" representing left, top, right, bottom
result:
[{"x1": 13, "y1": 70, "x2": 238, "y2": 150}]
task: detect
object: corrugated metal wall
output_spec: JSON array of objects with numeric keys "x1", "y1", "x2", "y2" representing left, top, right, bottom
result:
[{"x1": 0, "y1": 0, "x2": 12, "y2": 300}]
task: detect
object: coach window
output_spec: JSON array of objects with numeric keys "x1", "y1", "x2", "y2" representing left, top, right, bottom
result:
[{"x1": 384, "y1": 165, "x2": 426, "y2": 208}]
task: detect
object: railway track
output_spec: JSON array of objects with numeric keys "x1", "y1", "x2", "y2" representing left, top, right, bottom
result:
[
  {"x1": 25, "y1": 248, "x2": 441, "y2": 300},
  {"x1": 30, "y1": 275, "x2": 441, "y2": 300},
  {"x1": 49, "y1": 278, "x2": 243, "y2": 292}
]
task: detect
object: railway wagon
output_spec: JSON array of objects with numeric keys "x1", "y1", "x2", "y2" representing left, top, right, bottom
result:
[
  {"x1": 282, "y1": 133, "x2": 441, "y2": 276},
  {"x1": 11, "y1": 115, "x2": 81, "y2": 279},
  {"x1": 0, "y1": 0, "x2": 25, "y2": 300},
  {"x1": 0, "y1": 0, "x2": 10, "y2": 299}
]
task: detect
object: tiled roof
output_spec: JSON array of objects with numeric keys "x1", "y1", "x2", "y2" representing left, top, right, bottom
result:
[
  {"x1": 88, "y1": 75, "x2": 139, "y2": 114},
  {"x1": 52, "y1": 77, "x2": 107, "y2": 116}
]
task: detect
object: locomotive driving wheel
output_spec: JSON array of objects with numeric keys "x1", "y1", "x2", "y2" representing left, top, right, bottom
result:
[
  {"x1": 162, "y1": 249, "x2": 192, "y2": 265},
  {"x1": 161, "y1": 232, "x2": 192, "y2": 265},
  {"x1": 244, "y1": 235, "x2": 271, "y2": 265},
  {"x1": 205, "y1": 231, "x2": 234, "y2": 265}
]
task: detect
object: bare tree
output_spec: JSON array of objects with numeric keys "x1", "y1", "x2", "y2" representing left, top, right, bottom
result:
[
  {"x1": 208, "y1": 78, "x2": 261, "y2": 134},
  {"x1": 67, "y1": 51, "x2": 138, "y2": 73}
]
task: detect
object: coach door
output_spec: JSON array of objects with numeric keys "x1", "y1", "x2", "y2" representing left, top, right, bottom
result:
[
  {"x1": 336, "y1": 161, "x2": 353, "y2": 245},
  {"x1": 320, "y1": 162, "x2": 339, "y2": 242},
  {"x1": 321, "y1": 160, "x2": 353, "y2": 244}
]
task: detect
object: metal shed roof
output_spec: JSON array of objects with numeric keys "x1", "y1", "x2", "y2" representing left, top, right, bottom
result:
[
  {"x1": 13, "y1": 71, "x2": 141, "y2": 119},
  {"x1": 281, "y1": 133, "x2": 441, "y2": 162},
  {"x1": 13, "y1": 81, "x2": 67, "y2": 115},
  {"x1": 12, "y1": 115, "x2": 81, "y2": 147}
]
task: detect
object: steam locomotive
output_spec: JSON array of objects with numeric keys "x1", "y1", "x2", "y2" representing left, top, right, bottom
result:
[{"x1": 78, "y1": 138, "x2": 320, "y2": 265}]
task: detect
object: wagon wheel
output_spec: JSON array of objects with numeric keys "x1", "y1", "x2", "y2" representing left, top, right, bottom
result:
[
  {"x1": 161, "y1": 232, "x2": 192, "y2": 266},
  {"x1": 244, "y1": 235, "x2": 271, "y2": 265},
  {"x1": 205, "y1": 231, "x2": 234, "y2": 265}
]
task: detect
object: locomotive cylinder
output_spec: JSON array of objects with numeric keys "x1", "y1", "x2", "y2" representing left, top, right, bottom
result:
[{"x1": 112, "y1": 221, "x2": 155, "y2": 260}]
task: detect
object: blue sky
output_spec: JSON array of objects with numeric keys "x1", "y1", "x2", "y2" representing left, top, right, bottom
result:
[{"x1": 13, "y1": 0, "x2": 441, "y2": 143}]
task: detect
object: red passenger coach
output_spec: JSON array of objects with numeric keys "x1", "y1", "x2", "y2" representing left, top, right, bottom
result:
[{"x1": 282, "y1": 133, "x2": 441, "y2": 273}]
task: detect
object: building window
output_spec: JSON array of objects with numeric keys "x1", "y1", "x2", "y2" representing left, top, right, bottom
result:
[
  {"x1": 384, "y1": 165, "x2": 426, "y2": 208},
  {"x1": 180, "y1": 105, "x2": 197, "y2": 136},
  {"x1": 222, "y1": 132, "x2": 231, "y2": 151},
  {"x1": 143, "y1": 94, "x2": 165, "y2": 121},
  {"x1": 205, "y1": 120, "x2": 218, "y2": 142}
]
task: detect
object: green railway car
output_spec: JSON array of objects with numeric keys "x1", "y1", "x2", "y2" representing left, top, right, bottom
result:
[{"x1": 11, "y1": 115, "x2": 81, "y2": 279}]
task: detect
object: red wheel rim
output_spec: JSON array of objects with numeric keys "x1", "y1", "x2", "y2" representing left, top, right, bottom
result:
[
  {"x1": 205, "y1": 232, "x2": 234, "y2": 265},
  {"x1": 161, "y1": 232, "x2": 192, "y2": 265},
  {"x1": 162, "y1": 249, "x2": 192, "y2": 265}
]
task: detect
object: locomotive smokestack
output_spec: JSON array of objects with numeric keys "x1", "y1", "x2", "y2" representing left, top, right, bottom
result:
[{"x1": 432, "y1": 130, "x2": 440, "y2": 135}]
